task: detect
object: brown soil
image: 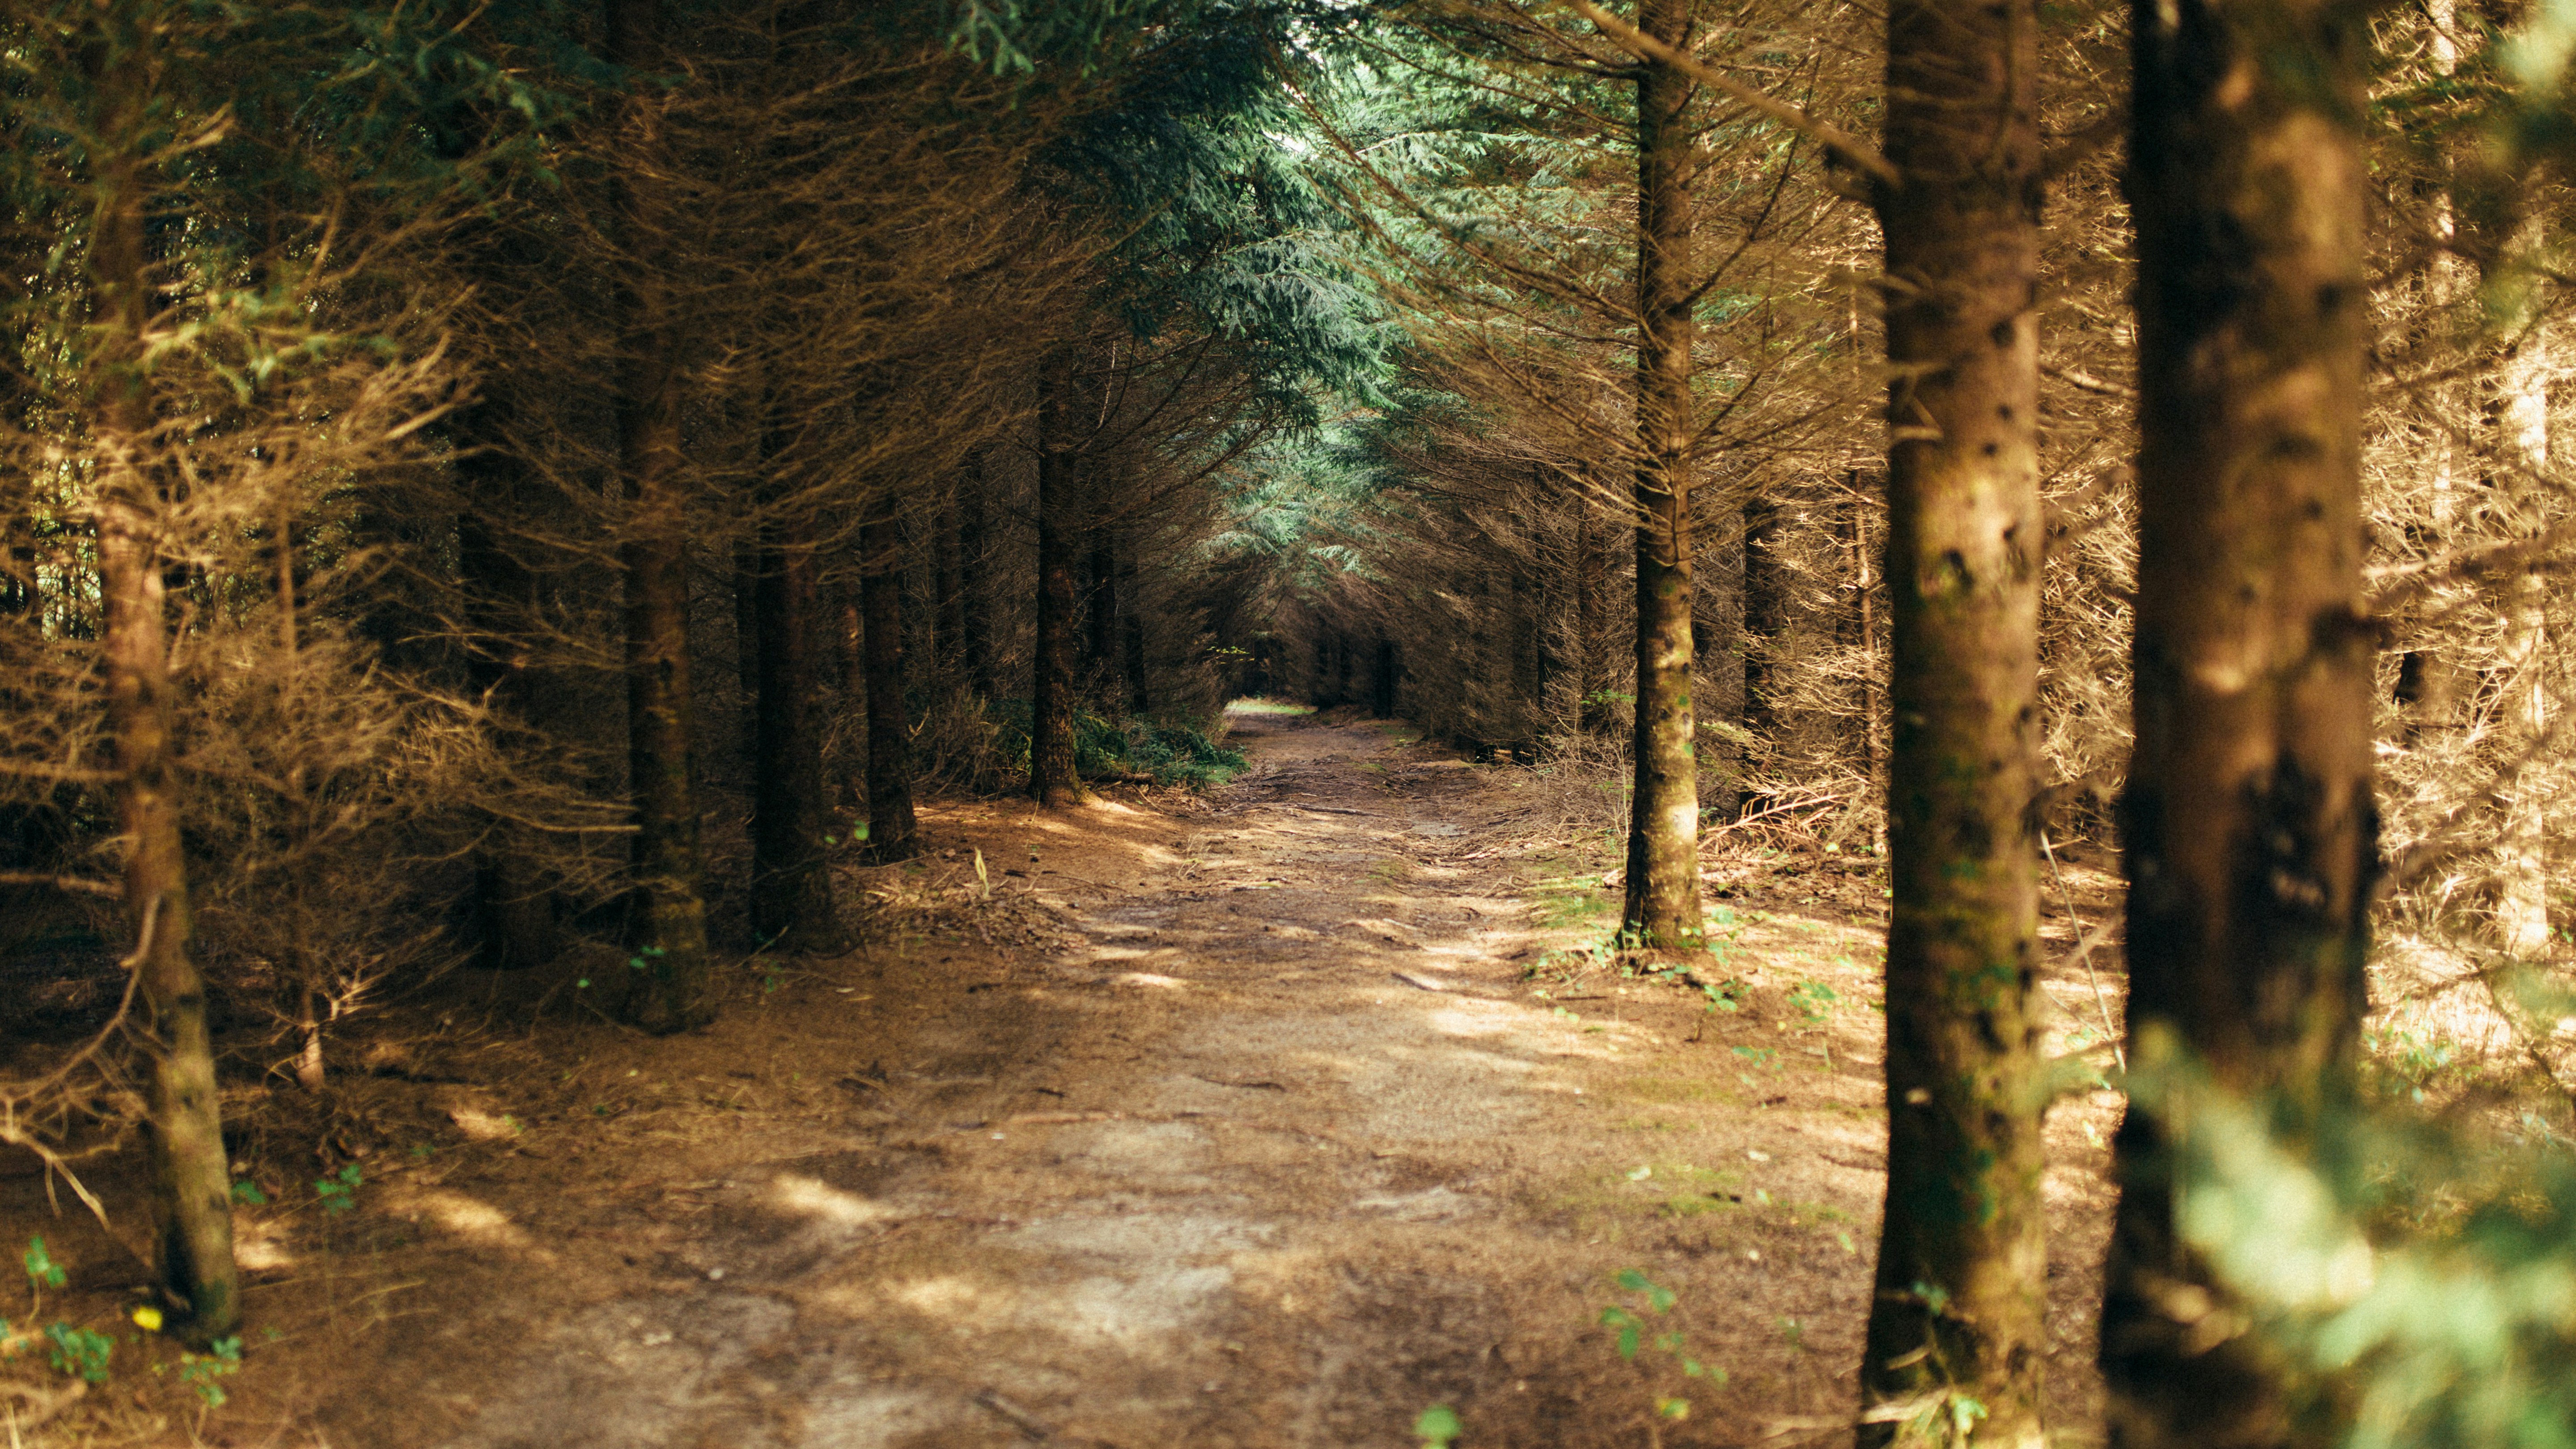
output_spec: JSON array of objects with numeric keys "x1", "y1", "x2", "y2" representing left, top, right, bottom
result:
[{"x1": 0, "y1": 706, "x2": 2125, "y2": 1448}]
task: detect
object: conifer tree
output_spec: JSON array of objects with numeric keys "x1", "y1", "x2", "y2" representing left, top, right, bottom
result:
[{"x1": 2102, "y1": 0, "x2": 2379, "y2": 1441}]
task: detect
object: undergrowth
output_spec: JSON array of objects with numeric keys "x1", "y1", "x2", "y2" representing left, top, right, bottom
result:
[{"x1": 949, "y1": 698, "x2": 1248, "y2": 790}]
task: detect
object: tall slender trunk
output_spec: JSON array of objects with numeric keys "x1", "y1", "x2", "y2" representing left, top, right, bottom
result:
[
  {"x1": 1030, "y1": 359, "x2": 1088, "y2": 807},
  {"x1": 752, "y1": 512, "x2": 845, "y2": 949},
  {"x1": 82, "y1": 21, "x2": 238, "y2": 1342},
  {"x1": 275, "y1": 504, "x2": 326, "y2": 1091},
  {"x1": 455, "y1": 390, "x2": 560, "y2": 971},
  {"x1": 1743, "y1": 490, "x2": 1784, "y2": 739},
  {"x1": 835, "y1": 567, "x2": 866, "y2": 805},
  {"x1": 1856, "y1": 0, "x2": 2048, "y2": 1435},
  {"x1": 2103, "y1": 0, "x2": 2377, "y2": 1442},
  {"x1": 2483, "y1": 227, "x2": 2553, "y2": 957},
  {"x1": 1375, "y1": 638, "x2": 1398, "y2": 719},
  {"x1": 1848, "y1": 484, "x2": 1887, "y2": 785},
  {"x1": 959, "y1": 456, "x2": 996, "y2": 699},
  {"x1": 861, "y1": 505, "x2": 919, "y2": 858},
  {"x1": 936, "y1": 490, "x2": 966, "y2": 669},
  {"x1": 732, "y1": 539, "x2": 761, "y2": 760},
  {"x1": 1576, "y1": 494, "x2": 1610, "y2": 733},
  {"x1": 1119, "y1": 531, "x2": 1149, "y2": 715},
  {"x1": 2496, "y1": 564, "x2": 2551, "y2": 955},
  {"x1": 1622, "y1": 0, "x2": 1705, "y2": 954},
  {"x1": 1087, "y1": 517, "x2": 1116, "y2": 682},
  {"x1": 1699, "y1": 496, "x2": 1746, "y2": 819},
  {"x1": 608, "y1": 0, "x2": 712, "y2": 1034}
]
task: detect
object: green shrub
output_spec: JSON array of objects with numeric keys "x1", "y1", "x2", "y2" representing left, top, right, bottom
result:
[{"x1": 2131, "y1": 1021, "x2": 2576, "y2": 1449}]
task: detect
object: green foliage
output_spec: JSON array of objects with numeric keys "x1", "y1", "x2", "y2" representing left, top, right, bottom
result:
[
  {"x1": 230, "y1": 1180, "x2": 269, "y2": 1207},
  {"x1": 1594, "y1": 1269, "x2": 1722, "y2": 1424},
  {"x1": 989, "y1": 701, "x2": 1248, "y2": 788},
  {"x1": 177, "y1": 1335, "x2": 244, "y2": 1407},
  {"x1": 314, "y1": 1162, "x2": 363, "y2": 1216},
  {"x1": 1787, "y1": 979, "x2": 1841, "y2": 1026},
  {"x1": 44, "y1": 1322, "x2": 112, "y2": 1383},
  {"x1": 22, "y1": 1236, "x2": 64, "y2": 1292},
  {"x1": 2131, "y1": 1023, "x2": 2576, "y2": 1448},
  {"x1": 1412, "y1": 1402, "x2": 1463, "y2": 1448}
]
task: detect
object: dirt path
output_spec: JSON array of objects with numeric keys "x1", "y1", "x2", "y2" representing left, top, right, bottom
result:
[{"x1": 4, "y1": 707, "x2": 2119, "y2": 1447}]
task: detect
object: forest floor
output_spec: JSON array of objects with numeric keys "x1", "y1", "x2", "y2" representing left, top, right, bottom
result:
[{"x1": 1, "y1": 704, "x2": 2132, "y2": 1448}]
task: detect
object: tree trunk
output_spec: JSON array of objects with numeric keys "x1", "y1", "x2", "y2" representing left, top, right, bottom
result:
[
  {"x1": 1120, "y1": 531, "x2": 1150, "y2": 715},
  {"x1": 936, "y1": 489, "x2": 966, "y2": 668},
  {"x1": 2485, "y1": 234, "x2": 2553, "y2": 957},
  {"x1": 959, "y1": 456, "x2": 996, "y2": 699},
  {"x1": 2103, "y1": 0, "x2": 2377, "y2": 1441},
  {"x1": 834, "y1": 567, "x2": 866, "y2": 805},
  {"x1": 1087, "y1": 519, "x2": 1117, "y2": 683},
  {"x1": 1856, "y1": 0, "x2": 2048, "y2": 1435},
  {"x1": 1375, "y1": 637, "x2": 1398, "y2": 719},
  {"x1": 2496, "y1": 565, "x2": 2552, "y2": 956},
  {"x1": 1849, "y1": 483, "x2": 1887, "y2": 786},
  {"x1": 455, "y1": 377, "x2": 560, "y2": 971},
  {"x1": 861, "y1": 505, "x2": 919, "y2": 858},
  {"x1": 751, "y1": 514, "x2": 846, "y2": 950},
  {"x1": 83, "y1": 21, "x2": 239, "y2": 1341},
  {"x1": 1699, "y1": 493, "x2": 1746, "y2": 819},
  {"x1": 608, "y1": 0, "x2": 713, "y2": 1035},
  {"x1": 1030, "y1": 358, "x2": 1089, "y2": 807},
  {"x1": 1743, "y1": 490, "x2": 1784, "y2": 739},
  {"x1": 1621, "y1": 0, "x2": 1705, "y2": 955},
  {"x1": 732, "y1": 539, "x2": 761, "y2": 760},
  {"x1": 1577, "y1": 492, "x2": 1611, "y2": 734}
]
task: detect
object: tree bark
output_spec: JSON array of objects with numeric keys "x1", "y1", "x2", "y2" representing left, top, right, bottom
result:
[
  {"x1": 861, "y1": 505, "x2": 919, "y2": 859},
  {"x1": 1849, "y1": 483, "x2": 1887, "y2": 785},
  {"x1": 1621, "y1": 0, "x2": 1706, "y2": 955},
  {"x1": 455, "y1": 369, "x2": 560, "y2": 971},
  {"x1": 2481, "y1": 223, "x2": 2553, "y2": 957},
  {"x1": 1119, "y1": 530, "x2": 1150, "y2": 715},
  {"x1": 608, "y1": 0, "x2": 713, "y2": 1035},
  {"x1": 936, "y1": 489, "x2": 966, "y2": 668},
  {"x1": 834, "y1": 566, "x2": 866, "y2": 805},
  {"x1": 1576, "y1": 492, "x2": 1611, "y2": 734},
  {"x1": 1087, "y1": 518, "x2": 1116, "y2": 682},
  {"x1": 1856, "y1": 0, "x2": 2048, "y2": 1435},
  {"x1": 751, "y1": 513, "x2": 846, "y2": 949},
  {"x1": 83, "y1": 19, "x2": 239, "y2": 1342},
  {"x1": 2103, "y1": 0, "x2": 2378, "y2": 1442},
  {"x1": 1030, "y1": 358, "x2": 1089, "y2": 807},
  {"x1": 732, "y1": 539, "x2": 761, "y2": 760},
  {"x1": 959, "y1": 456, "x2": 996, "y2": 699}
]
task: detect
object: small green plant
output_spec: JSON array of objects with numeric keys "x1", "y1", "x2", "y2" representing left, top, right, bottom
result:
[
  {"x1": 1652, "y1": 964, "x2": 1744, "y2": 1015},
  {"x1": 230, "y1": 1180, "x2": 268, "y2": 1206},
  {"x1": 1787, "y1": 979, "x2": 1841, "y2": 1026},
  {"x1": 1596, "y1": 1269, "x2": 1722, "y2": 1424},
  {"x1": 177, "y1": 1334, "x2": 242, "y2": 1407},
  {"x1": 1731, "y1": 1045, "x2": 1780, "y2": 1070},
  {"x1": 314, "y1": 1162, "x2": 362, "y2": 1216},
  {"x1": 44, "y1": 1322, "x2": 112, "y2": 1382},
  {"x1": 1412, "y1": 1402, "x2": 1462, "y2": 1448},
  {"x1": 22, "y1": 1235, "x2": 64, "y2": 1315}
]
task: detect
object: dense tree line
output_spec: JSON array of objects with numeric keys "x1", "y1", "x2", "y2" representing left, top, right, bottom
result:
[{"x1": 9, "y1": 0, "x2": 2576, "y2": 1440}]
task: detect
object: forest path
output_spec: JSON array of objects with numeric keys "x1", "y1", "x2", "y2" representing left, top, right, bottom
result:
[{"x1": 290, "y1": 706, "x2": 2110, "y2": 1449}]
